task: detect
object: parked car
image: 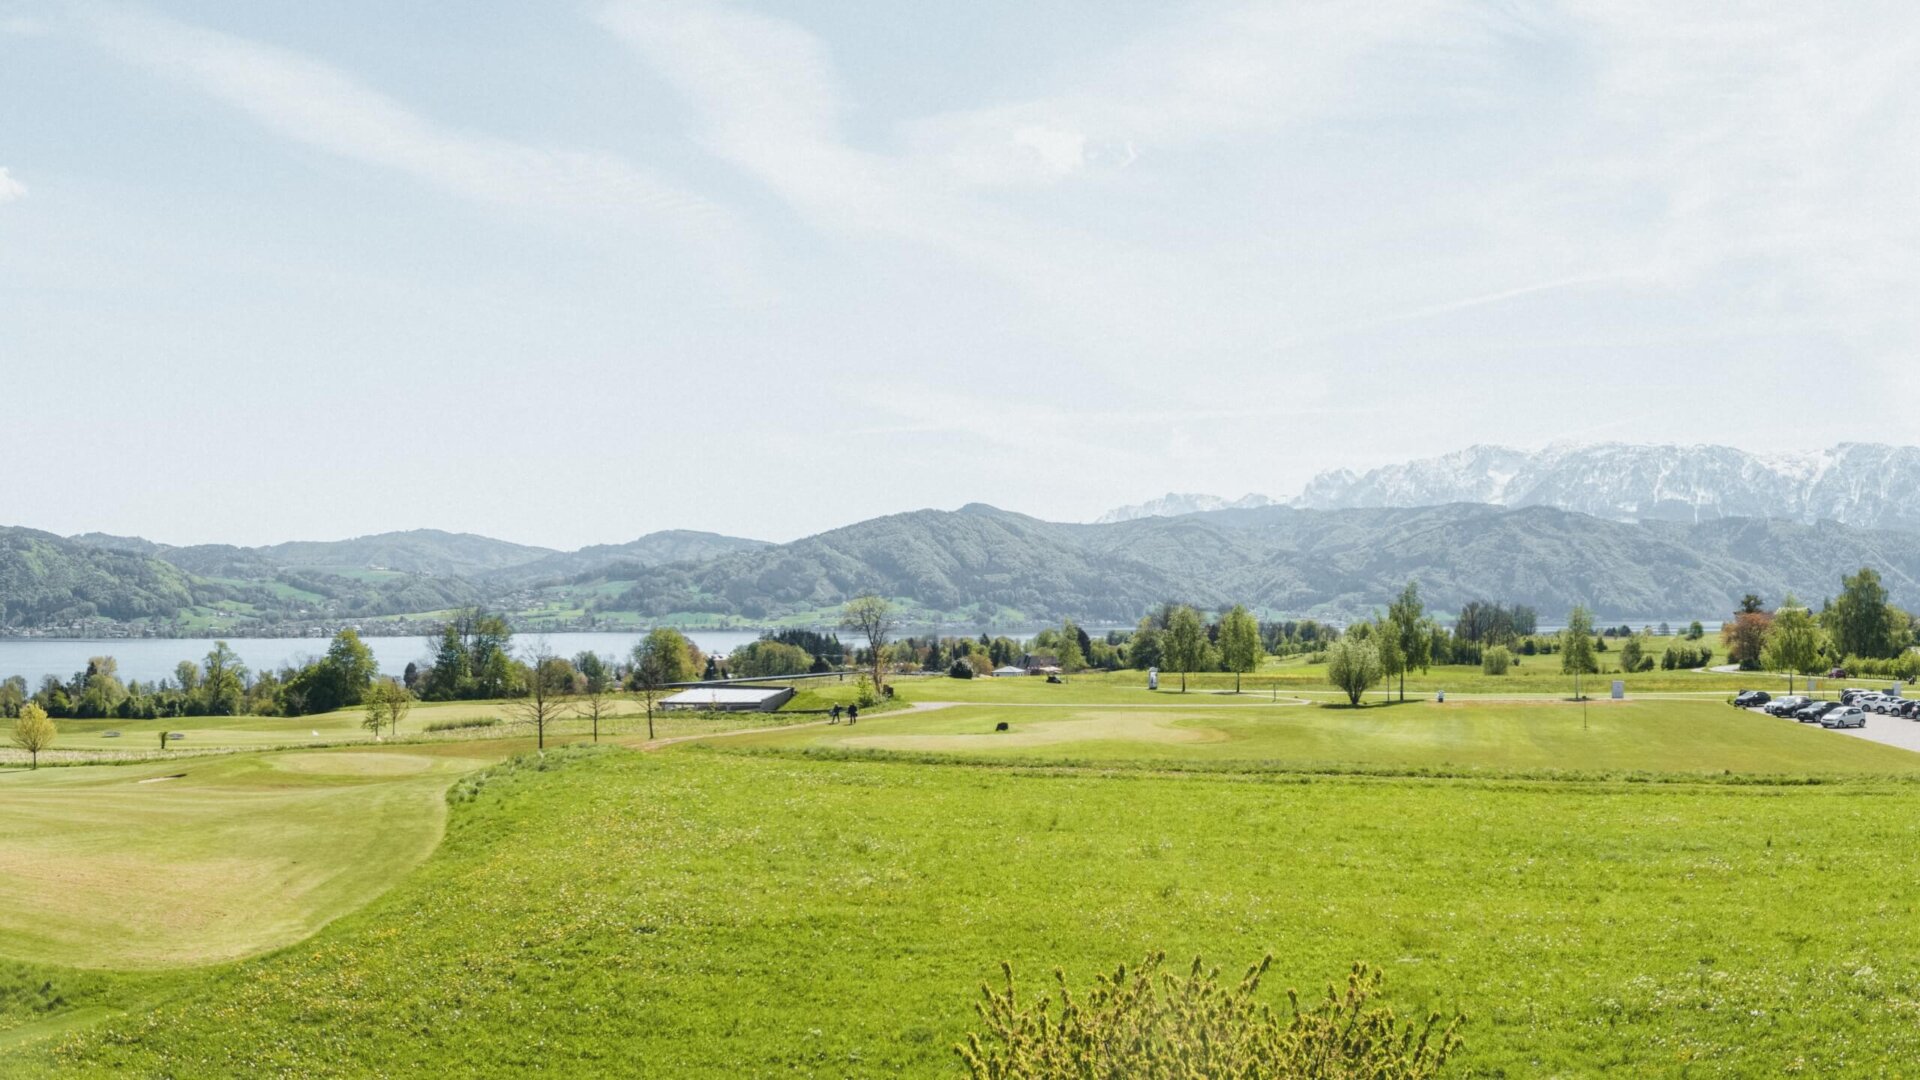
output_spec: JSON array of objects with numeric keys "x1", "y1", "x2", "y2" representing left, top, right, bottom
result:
[
  {"x1": 1733, "y1": 690, "x2": 1771, "y2": 707},
  {"x1": 1840, "y1": 688, "x2": 1872, "y2": 704},
  {"x1": 1900, "y1": 700, "x2": 1920, "y2": 720},
  {"x1": 1796, "y1": 701, "x2": 1839, "y2": 723},
  {"x1": 1870, "y1": 696, "x2": 1905, "y2": 715},
  {"x1": 1821, "y1": 707, "x2": 1868, "y2": 729},
  {"x1": 1767, "y1": 696, "x2": 1811, "y2": 716}
]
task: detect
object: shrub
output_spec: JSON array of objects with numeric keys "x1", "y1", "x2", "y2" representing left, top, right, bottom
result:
[
  {"x1": 425, "y1": 716, "x2": 501, "y2": 733},
  {"x1": 1481, "y1": 646, "x2": 1512, "y2": 676},
  {"x1": 957, "y1": 953, "x2": 1462, "y2": 1079},
  {"x1": 949, "y1": 660, "x2": 975, "y2": 679},
  {"x1": 854, "y1": 675, "x2": 880, "y2": 709}
]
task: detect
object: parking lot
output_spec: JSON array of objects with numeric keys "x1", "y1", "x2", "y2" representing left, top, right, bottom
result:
[{"x1": 1744, "y1": 693, "x2": 1920, "y2": 754}]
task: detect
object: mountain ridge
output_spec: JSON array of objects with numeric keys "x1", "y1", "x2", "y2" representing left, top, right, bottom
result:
[{"x1": 1100, "y1": 442, "x2": 1920, "y2": 533}]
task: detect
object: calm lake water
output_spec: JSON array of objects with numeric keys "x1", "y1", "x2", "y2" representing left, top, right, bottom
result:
[{"x1": 0, "y1": 631, "x2": 777, "y2": 686}]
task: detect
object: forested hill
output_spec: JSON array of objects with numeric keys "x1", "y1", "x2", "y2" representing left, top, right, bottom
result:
[
  {"x1": 593, "y1": 503, "x2": 1920, "y2": 623},
  {"x1": 0, "y1": 528, "x2": 199, "y2": 625},
  {"x1": 9, "y1": 506, "x2": 1920, "y2": 632}
]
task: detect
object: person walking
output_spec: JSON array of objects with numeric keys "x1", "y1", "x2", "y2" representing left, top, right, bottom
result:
[
  {"x1": 847, "y1": 703, "x2": 859, "y2": 725},
  {"x1": 830, "y1": 703, "x2": 842, "y2": 724}
]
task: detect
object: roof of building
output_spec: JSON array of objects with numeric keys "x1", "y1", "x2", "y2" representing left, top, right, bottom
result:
[
  {"x1": 991, "y1": 665, "x2": 1026, "y2": 676},
  {"x1": 660, "y1": 687, "x2": 792, "y2": 706}
]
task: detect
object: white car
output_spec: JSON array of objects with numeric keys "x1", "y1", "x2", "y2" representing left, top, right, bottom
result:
[
  {"x1": 1821, "y1": 707, "x2": 1868, "y2": 729},
  {"x1": 1871, "y1": 697, "x2": 1904, "y2": 714}
]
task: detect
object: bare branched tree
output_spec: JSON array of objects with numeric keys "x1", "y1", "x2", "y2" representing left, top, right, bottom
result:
[
  {"x1": 508, "y1": 642, "x2": 573, "y2": 750},
  {"x1": 840, "y1": 593, "x2": 897, "y2": 694}
]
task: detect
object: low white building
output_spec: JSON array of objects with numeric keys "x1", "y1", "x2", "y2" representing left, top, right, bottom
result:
[
  {"x1": 990, "y1": 665, "x2": 1026, "y2": 678},
  {"x1": 658, "y1": 686, "x2": 795, "y2": 712}
]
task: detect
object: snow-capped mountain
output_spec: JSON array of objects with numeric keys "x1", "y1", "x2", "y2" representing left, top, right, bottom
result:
[
  {"x1": 1095, "y1": 492, "x2": 1276, "y2": 524},
  {"x1": 1295, "y1": 443, "x2": 1920, "y2": 531},
  {"x1": 1098, "y1": 444, "x2": 1920, "y2": 532}
]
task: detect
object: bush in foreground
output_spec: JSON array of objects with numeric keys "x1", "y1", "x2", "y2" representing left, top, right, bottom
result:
[{"x1": 957, "y1": 953, "x2": 1461, "y2": 1079}]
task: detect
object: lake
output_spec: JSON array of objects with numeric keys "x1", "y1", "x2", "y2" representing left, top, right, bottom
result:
[{"x1": 0, "y1": 631, "x2": 782, "y2": 686}]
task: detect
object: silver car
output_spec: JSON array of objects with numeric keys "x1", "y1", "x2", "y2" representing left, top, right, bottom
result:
[{"x1": 1821, "y1": 707, "x2": 1868, "y2": 729}]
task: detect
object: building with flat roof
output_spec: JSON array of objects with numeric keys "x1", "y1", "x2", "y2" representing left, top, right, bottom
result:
[{"x1": 658, "y1": 686, "x2": 795, "y2": 712}]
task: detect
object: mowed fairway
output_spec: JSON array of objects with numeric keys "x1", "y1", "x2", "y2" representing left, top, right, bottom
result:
[
  {"x1": 20, "y1": 747, "x2": 1920, "y2": 1077},
  {"x1": 742, "y1": 697, "x2": 1920, "y2": 776},
  {"x1": 0, "y1": 743, "x2": 491, "y2": 969}
]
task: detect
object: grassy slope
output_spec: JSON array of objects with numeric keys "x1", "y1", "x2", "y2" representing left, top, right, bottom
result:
[
  {"x1": 737, "y1": 698, "x2": 1920, "y2": 776},
  {"x1": 0, "y1": 744, "x2": 493, "y2": 969},
  {"x1": 21, "y1": 747, "x2": 1920, "y2": 1078}
]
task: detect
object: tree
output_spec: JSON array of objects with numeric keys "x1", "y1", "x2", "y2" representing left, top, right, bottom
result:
[
  {"x1": 1833, "y1": 567, "x2": 1899, "y2": 659},
  {"x1": 11, "y1": 702, "x2": 55, "y2": 768},
  {"x1": 1560, "y1": 606, "x2": 1597, "y2": 689},
  {"x1": 422, "y1": 624, "x2": 471, "y2": 701},
  {"x1": 637, "y1": 627, "x2": 701, "y2": 684},
  {"x1": 627, "y1": 636, "x2": 679, "y2": 740},
  {"x1": 322, "y1": 629, "x2": 378, "y2": 707},
  {"x1": 1482, "y1": 645, "x2": 1513, "y2": 675},
  {"x1": 1128, "y1": 616, "x2": 1164, "y2": 671},
  {"x1": 1686, "y1": 620, "x2": 1705, "y2": 640},
  {"x1": 363, "y1": 678, "x2": 413, "y2": 738},
  {"x1": 508, "y1": 644, "x2": 573, "y2": 751},
  {"x1": 0, "y1": 675, "x2": 26, "y2": 718},
  {"x1": 1722, "y1": 611, "x2": 1772, "y2": 671},
  {"x1": 1386, "y1": 582, "x2": 1430, "y2": 701},
  {"x1": 573, "y1": 651, "x2": 614, "y2": 742},
  {"x1": 1765, "y1": 596, "x2": 1823, "y2": 693},
  {"x1": 1216, "y1": 605, "x2": 1262, "y2": 693},
  {"x1": 1326, "y1": 638, "x2": 1383, "y2": 707},
  {"x1": 200, "y1": 641, "x2": 248, "y2": 716},
  {"x1": 841, "y1": 594, "x2": 897, "y2": 693},
  {"x1": 1162, "y1": 605, "x2": 1207, "y2": 692},
  {"x1": 1056, "y1": 619, "x2": 1085, "y2": 680},
  {"x1": 1738, "y1": 593, "x2": 1765, "y2": 615},
  {"x1": 1617, "y1": 633, "x2": 1645, "y2": 674},
  {"x1": 730, "y1": 640, "x2": 814, "y2": 678}
]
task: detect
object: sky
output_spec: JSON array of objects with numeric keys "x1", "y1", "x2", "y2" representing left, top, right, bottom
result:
[{"x1": 3, "y1": 1, "x2": 1917, "y2": 549}]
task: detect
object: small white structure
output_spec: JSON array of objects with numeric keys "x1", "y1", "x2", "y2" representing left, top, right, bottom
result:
[
  {"x1": 991, "y1": 665, "x2": 1026, "y2": 678},
  {"x1": 659, "y1": 686, "x2": 795, "y2": 712}
]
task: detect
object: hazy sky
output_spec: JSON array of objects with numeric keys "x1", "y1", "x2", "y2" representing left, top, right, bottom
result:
[{"x1": 4, "y1": 2, "x2": 1916, "y2": 548}]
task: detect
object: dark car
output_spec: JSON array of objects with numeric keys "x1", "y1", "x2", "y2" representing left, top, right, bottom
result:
[
  {"x1": 1795, "y1": 701, "x2": 1839, "y2": 723},
  {"x1": 1766, "y1": 696, "x2": 1810, "y2": 716},
  {"x1": 1901, "y1": 700, "x2": 1920, "y2": 720},
  {"x1": 1733, "y1": 690, "x2": 1771, "y2": 707}
]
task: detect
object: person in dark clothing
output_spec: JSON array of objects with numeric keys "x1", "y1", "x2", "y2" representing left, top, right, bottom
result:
[
  {"x1": 847, "y1": 703, "x2": 858, "y2": 724},
  {"x1": 830, "y1": 703, "x2": 842, "y2": 724}
]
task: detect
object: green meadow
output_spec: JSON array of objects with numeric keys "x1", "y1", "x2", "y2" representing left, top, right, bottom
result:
[{"x1": 6, "y1": 672, "x2": 1920, "y2": 1076}]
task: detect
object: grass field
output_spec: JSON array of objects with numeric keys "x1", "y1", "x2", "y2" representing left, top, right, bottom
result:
[
  {"x1": 8, "y1": 673, "x2": 1920, "y2": 1076},
  {"x1": 14, "y1": 748, "x2": 1920, "y2": 1077},
  {"x1": 738, "y1": 697, "x2": 1920, "y2": 776},
  {"x1": 0, "y1": 742, "x2": 495, "y2": 969}
]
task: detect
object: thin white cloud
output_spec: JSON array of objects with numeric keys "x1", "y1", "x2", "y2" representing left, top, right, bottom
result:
[
  {"x1": 0, "y1": 167, "x2": 24, "y2": 203},
  {"x1": 79, "y1": 5, "x2": 757, "y2": 283}
]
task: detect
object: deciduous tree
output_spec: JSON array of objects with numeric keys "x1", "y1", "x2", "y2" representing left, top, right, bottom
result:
[
  {"x1": 10, "y1": 702, "x2": 55, "y2": 768},
  {"x1": 1326, "y1": 638, "x2": 1383, "y2": 707},
  {"x1": 363, "y1": 677, "x2": 414, "y2": 738},
  {"x1": 508, "y1": 644, "x2": 573, "y2": 751},
  {"x1": 1764, "y1": 597, "x2": 1823, "y2": 693},
  {"x1": 1216, "y1": 605, "x2": 1262, "y2": 693},
  {"x1": 1162, "y1": 605, "x2": 1206, "y2": 693},
  {"x1": 1560, "y1": 606, "x2": 1598, "y2": 686},
  {"x1": 841, "y1": 594, "x2": 897, "y2": 692},
  {"x1": 1832, "y1": 567, "x2": 1899, "y2": 659}
]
